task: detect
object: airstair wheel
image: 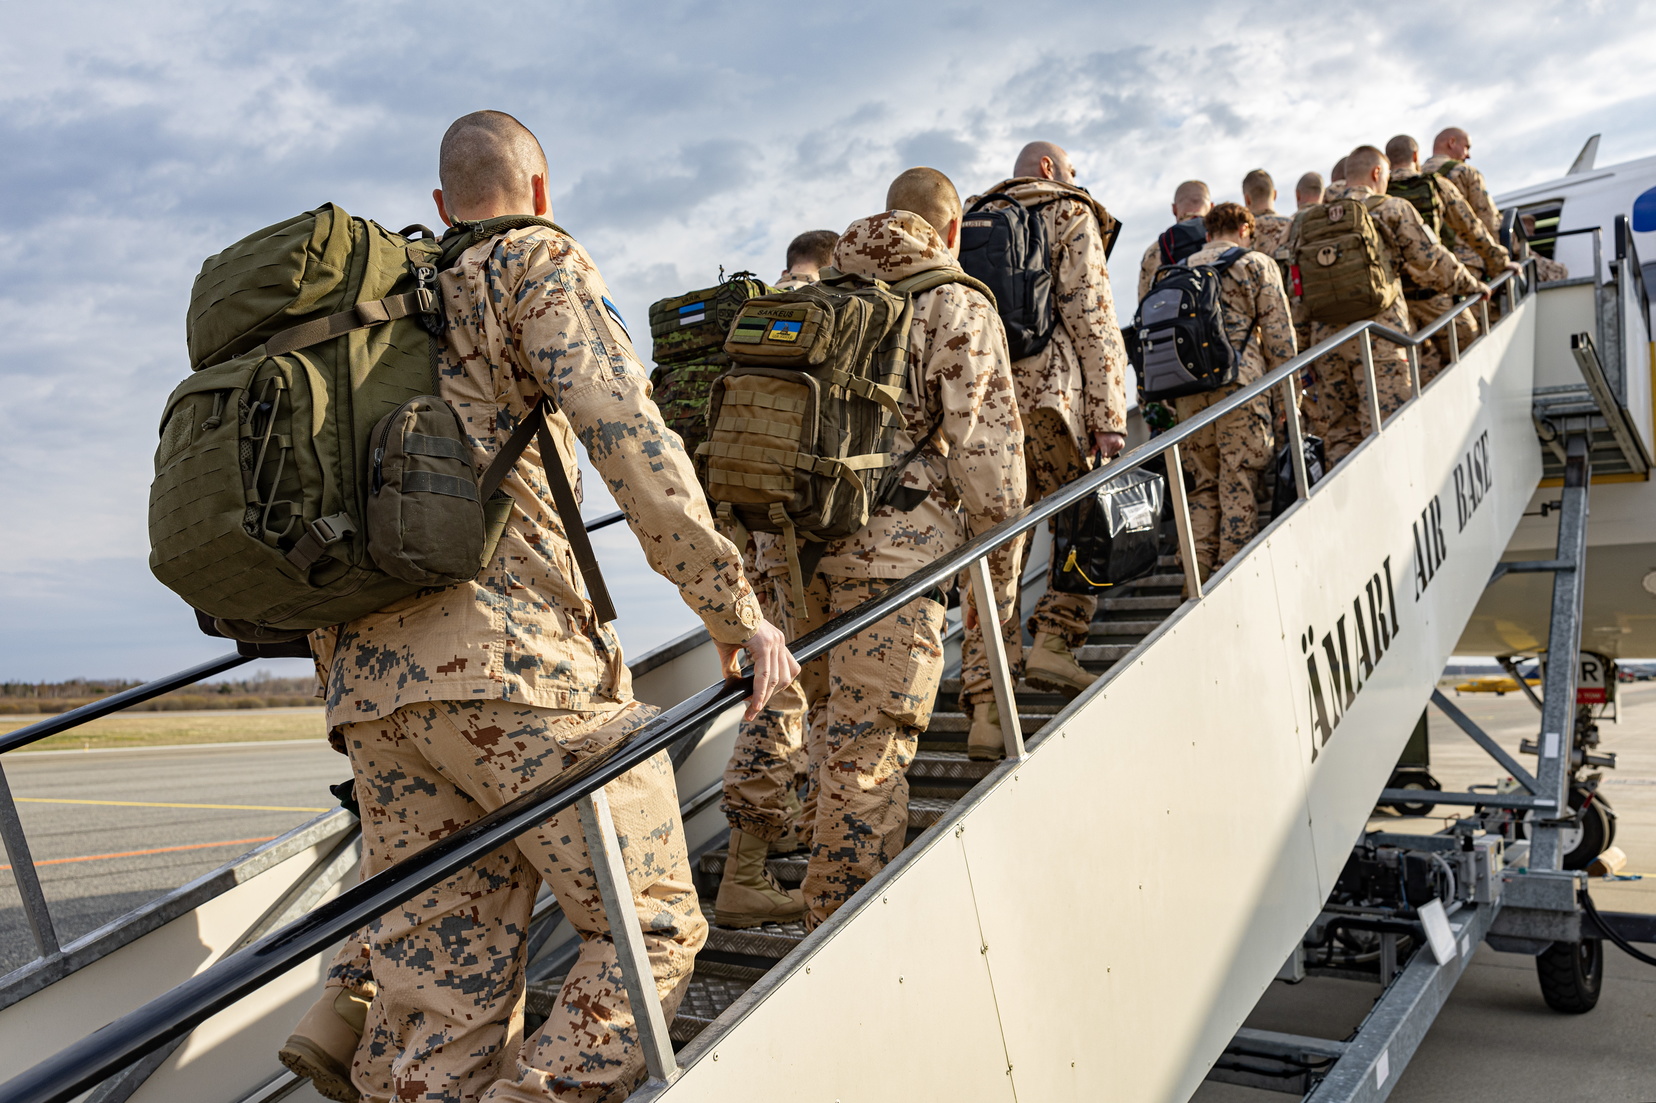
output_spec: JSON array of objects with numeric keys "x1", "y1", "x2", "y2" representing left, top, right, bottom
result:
[{"x1": 1535, "y1": 936, "x2": 1604, "y2": 1014}]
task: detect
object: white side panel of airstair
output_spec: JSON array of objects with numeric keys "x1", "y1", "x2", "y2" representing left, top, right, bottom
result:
[{"x1": 643, "y1": 302, "x2": 1540, "y2": 1103}]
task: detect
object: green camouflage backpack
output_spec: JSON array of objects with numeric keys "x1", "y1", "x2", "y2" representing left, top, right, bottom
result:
[
  {"x1": 1388, "y1": 173, "x2": 1455, "y2": 251},
  {"x1": 647, "y1": 272, "x2": 775, "y2": 454},
  {"x1": 150, "y1": 207, "x2": 612, "y2": 640},
  {"x1": 1287, "y1": 196, "x2": 1399, "y2": 326},
  {"x1": 696, "y1": 266, "x2": 994, "y2": 610}
]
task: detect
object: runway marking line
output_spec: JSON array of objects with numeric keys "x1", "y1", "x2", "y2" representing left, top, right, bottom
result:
[
  {"x1": 15, "y1": 797, "x2": 327, "y2": 813},
  {"x1": 1, "y1": 836, "x2": 278, "y2": 870}
]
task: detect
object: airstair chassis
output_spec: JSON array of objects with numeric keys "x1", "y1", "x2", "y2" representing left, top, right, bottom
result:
[{"x1": 628, "y1": 294, "x2": 1542, "y2": 1101}]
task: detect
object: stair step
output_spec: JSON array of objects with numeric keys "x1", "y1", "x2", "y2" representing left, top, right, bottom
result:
[
  {"x1": 1099, "y1": 593, "x2": 1182, "y2": 612},
  {"x1": 1157, "y1": 554, "x2": 1179, "y2": 568},
  {"x1": 908, "y1": 750, "x2": 998, "y2": 783},
  {"x1": 1076, "y1": 643, "x2": 1137, "y2": 663},
  {"x1": 700, "y1": 904, "x2": 806, "y2": 966},
  {"x1": 1130, "y1": 572, "x2": 1186, "y2": 589},
  {"x1": 669, "y1": 961, "x2": 768, "y2": 1045},
  {"x1": 935, "y1": 679, "x2": 1074, "y2": 708},
  {"x1": 1088, "y1": 619, "x2": 1166, "y2": 637},
  {"x1": 924, "y1": 712, "x2": 1046, "y2": 735}
]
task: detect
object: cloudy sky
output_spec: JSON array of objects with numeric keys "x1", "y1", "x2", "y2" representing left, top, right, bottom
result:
[{"x1": 4, "y1": 1, "x2": 1656, "y2": 683}]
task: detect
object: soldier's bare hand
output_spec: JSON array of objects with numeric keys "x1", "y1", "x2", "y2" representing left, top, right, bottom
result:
[
  {"x1": 1475, "y1": 282, "x2": 1493, "y2": 301},
  {"x1": 719, "y1": 620, "x2": 800, "y2": 721},
  {"x1": 1093, "y1": 431, "x2": 1126, "y2": 459}
]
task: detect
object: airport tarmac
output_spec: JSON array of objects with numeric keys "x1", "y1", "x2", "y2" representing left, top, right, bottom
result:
[{"x1": 1195, "y1": 682, "x2": 1656, "y2": 1102}]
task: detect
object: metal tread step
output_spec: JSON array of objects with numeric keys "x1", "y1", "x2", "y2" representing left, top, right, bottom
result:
[
  {"x1": 1099, "y1": 593, "x2": 1183, "y2": 612},
  {"x1": 1088, "y1": 619, "x2": 1165, "y2": 637},
  {"x1": 668, "y1": 961, "x2": 769, "y2": 1045}
]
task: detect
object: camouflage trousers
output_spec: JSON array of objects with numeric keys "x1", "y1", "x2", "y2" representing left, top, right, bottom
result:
[
  {"x1": 1173, "y1": 384, "x2": 1273, "y2": 580},
  {"x1": 1407, "y1": 293, "x2": 1479, "y2": 385},
  {"x1": 721, "y1": 550, "x2": 825, "y2": 844},
  {"x1": 336, "y1": 699, "x2": 706, "y2": 1103},
  {"x1": 960, "y1": 408, "x2": 1094, "y2": 708},
  {"x1": 1303, "y1": 299, "x2": 1415, "y2": 463},
  {"x1": 769, "y1": 573, "x2": 946, "y2": 928}
]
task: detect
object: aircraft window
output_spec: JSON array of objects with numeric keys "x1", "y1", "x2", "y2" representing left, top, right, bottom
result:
[
  {"x1": 1517, "y1": 199, "x2": 1564, "y2": 259},
  {"x1": 1635, "y1": 186, "x2": 1656, "y2": 233}
]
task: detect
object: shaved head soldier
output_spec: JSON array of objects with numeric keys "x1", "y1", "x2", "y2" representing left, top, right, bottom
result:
[
  {"x1": 961, "y1": 141, "x2": 1130, "y2": 756},
  {"x1": 1296, "y1": 144, "x2": 1487, "y2": 462},
  {"x1": 1295, "y1": 172, "x2": 1324, "y2": 211},
  {"x1": 1243, "y1": 168, "x2": 1292, "y2": 258},
  {"x1": 282, "y1": 109, "x2": 798, "y2": 1103},
  {"x1": 1139, "y1": 179, "x2": 1214, "y2": 300},
  {"x1": 1424, "y1": 126, "x2": 1500, "y2": 241},
  {"x1": 1387, "y1": 133, "x2": 1517, "y2": 382}
]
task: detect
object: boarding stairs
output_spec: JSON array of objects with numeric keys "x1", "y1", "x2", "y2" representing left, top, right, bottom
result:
[{"x1": 2, "y1": 222, "x2": 1654, "y2": 1103}]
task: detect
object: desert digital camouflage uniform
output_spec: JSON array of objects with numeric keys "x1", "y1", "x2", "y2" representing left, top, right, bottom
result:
[
  {"x1": 1422, "y1": 156, "x2": 1500, "y2": 238},
  {"x1": 759, "y1": 210, "x2": 1025, "y2": 927},
  {"x1": 957, "y1": 178, "x2": 1128, "y2": 710},
  {"x1": 1533, "y1": 253, "x2": 1569, "y2": 281},
  {"x1": 1301, "y1": 184, "x2": 1483, "y2": 462},
  {"x1": 1171, "y1": 243, "x2": 1296, "y2": 580},
  {"x1": 1253, "y1": 211, "x2": 1294, "y2": 260},
  {"x1": 1138, "y1": 217, "x2": 1210, "y2": 301},
  {"x1": 1393, "y1": 166, "x2": 1510, "y2": 381},
  {"x1": 310, "y1": 224, "x2": 763, "y2": 1103},
  {"x1": 719, "y1": 271, "x2": 823, "y2": 849}
]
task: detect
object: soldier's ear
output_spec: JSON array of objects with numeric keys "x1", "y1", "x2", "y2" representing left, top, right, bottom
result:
[
  {"x1": 433, "y1": 189, "x2": 453, "y2": 228},
  {"x1": 532, "y1": 174, "x2": 550, "y2": 218}
]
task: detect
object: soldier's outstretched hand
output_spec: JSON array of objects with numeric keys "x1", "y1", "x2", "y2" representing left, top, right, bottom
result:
[{"x1": 718, "y1": 619, "x2": 800, "y2": 721}]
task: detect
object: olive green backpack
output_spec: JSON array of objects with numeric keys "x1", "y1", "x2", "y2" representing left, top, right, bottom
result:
[
  {"x1": 149, "y1": 206, "x2": 612, "y2": 641},
  {"x1": 1287, "y1": 196, "x2": 1399, "y2": 326},
  {"x1": 1388, "y1": 174, "x2": 1456, "y2": 251},
  {"x1": 696, "y1": 267, "x2": 993, "y2": 610},
  {"x1": 646, "y1": 271, "x2": 775, "y2": 454}
]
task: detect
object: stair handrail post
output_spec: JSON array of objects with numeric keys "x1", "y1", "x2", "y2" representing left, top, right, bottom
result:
[
  {"x1": 1528, "y1": 433, "x2": 1591, "y2": 872},
  {"x1": 1358, "y1": 330, "x2": 1383, "y2": 439},
  {"x1": 1406, "y1": 344, "x2": 1423, "y2": 398},
  {"x1": 0, "y1": 762, "x2": 59, "y2": 960},
  {"x1": 1165, "y1": 441, "x2": 1203, "y2": 600},
  {"x1": 576, "y1": 789, "x2": 679, "y2": 1085},
  {"x1": 1479, "y1": 295, "x2": 1491, "y2": 342},
  {"x1": 1281, "y1": 374, "x2": 1311, "y2": 504},
  {"x1": 1447, "y1": 309, "x2": 1461, "y2": 364},
  {"x1": 967, "y1": 554, "x2": 1026, "y2": 760}
]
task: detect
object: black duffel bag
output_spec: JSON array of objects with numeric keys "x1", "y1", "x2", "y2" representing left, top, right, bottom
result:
[
  {"x1": 1272, "y1": 434, "x2": 1327, "y2": 517},
  {"x1": 1052, "y1": 468, "x2": 1166, "y2": 594}
]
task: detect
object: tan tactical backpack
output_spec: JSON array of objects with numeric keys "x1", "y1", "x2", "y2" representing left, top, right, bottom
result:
[
  {"x1": 696, "y1": 267, "x2": 993, "y2": 609},
  {"x1": 1288, "y1": 196, "x2": 1399, "y2": 325}
]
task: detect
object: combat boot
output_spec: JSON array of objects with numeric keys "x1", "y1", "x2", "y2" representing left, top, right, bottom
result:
[
  {"x1": 716, "y1": 828, "x2": 804, "y2": 928},
  {"x1": 278, "y1": 986, "x2": 370, "y2": 1103},
  {"x1": 968, "y1": 702, "x2": 1004, "y2": 762},
  {"x1": 1022, "y1": 631, "x2": 1097, "y2": 698}
]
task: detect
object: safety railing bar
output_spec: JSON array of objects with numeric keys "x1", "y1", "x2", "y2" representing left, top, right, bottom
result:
[
  {"x1": 0, "y1": 652, "x2": 255, "y2": 755},
  {"x1": 0, "y1": 261, "x2": 1536, "y2": 1103}
]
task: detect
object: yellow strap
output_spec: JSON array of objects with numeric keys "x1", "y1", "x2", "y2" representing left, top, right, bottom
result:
[{"x1": 1062, "y1": 547, "x2": 1114, "y2": 588}]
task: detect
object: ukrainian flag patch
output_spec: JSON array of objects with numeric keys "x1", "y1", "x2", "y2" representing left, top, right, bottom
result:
[{"x1": 766, "y1": 319, "x2": 803, "y2": 343}]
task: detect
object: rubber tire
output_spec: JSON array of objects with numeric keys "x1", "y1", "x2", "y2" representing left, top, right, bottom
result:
[
  {"x1": 1535, "y1": 938, "x2": 1604, "y2": 1013},
  {"x1": 1562, "y1": 790, "x2": 1613, "y2": 871},
  {"x1": 1386, "y1": 769, "x2": 1441, "y2": 817}
]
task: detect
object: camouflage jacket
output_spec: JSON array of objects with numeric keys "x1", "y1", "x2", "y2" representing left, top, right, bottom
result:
[
  {"x1": 312, "y1": 226, "x2": 760, "y2": 726},
  {"x1": 969, "y1": 179, "x2": 1130, "y2": 447},
  {"x1": 1252, "y1": 211, "x2": 1293, "y2": 260},
  {"x1": 1325, "y1": 184, "x2": 1484, "y2": 300},
  {"x1": 774, "y1": 269, "x2": 818, "y2": 292},
  {"x1": 1392, "y1": 166, "x2": 1510, "y2": 278},
  {"x1": 800, "y1": 212, "x2": 1026, "y2": 610},
  {"x1": 1422, "y1": 156, "x2": 1500, "y2": 238},
  {"x1": 1185, "y1": 242, "x2": 1297, "y2": 384},
  {"x1": 1138, "y1": 218, "x2": 1209, "y2": 302}
]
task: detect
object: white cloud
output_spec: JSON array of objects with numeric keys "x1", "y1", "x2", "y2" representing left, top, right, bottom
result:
[{"x1": 3, "y1": 0, "x2": 1656, "y2": 678}]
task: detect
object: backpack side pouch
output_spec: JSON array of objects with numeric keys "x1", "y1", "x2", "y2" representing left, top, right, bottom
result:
[{"x1": 365, "y1": 396, "x2": 488, "y2": 587}]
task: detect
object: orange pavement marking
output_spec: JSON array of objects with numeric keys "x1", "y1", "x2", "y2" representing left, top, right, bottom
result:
[{"x1": 1, "y1": 836, "x2": 277, "y2": 870}]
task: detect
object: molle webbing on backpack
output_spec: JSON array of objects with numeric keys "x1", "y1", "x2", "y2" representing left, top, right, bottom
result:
[
  {"x1": 1388, "y1": 174, "x2": 1454, "y2": 252},
  {"x1": 1287, "y1": 196, "x2": 1399, "y2": 326},
  {"x1": 697, "y1": 266, "x2": 993, "y2": 614}
]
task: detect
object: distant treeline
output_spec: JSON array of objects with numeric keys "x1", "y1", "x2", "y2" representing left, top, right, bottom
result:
[{"x1": 0, "y1": 675, "x2": 316, "y2": 714}]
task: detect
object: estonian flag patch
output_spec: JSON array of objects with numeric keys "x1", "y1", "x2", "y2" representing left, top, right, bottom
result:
[{"x1": 602, "y1": 296, "x2": 631, "y2": 340}]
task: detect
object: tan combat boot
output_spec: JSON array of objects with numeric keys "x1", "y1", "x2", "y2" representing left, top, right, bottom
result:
[
  {"x1": 1022, "y1": 631, "x2": 1097, "y2": 699},
  {"x1": 278, "y1": 986, "x2": 370, "y2": 1103},
  {"x1": 968, "y1": 702, "x2": 1004, "y2": 762},
  {"x1": 715, "y1": 828, "x2": 804, "y2": 928}
]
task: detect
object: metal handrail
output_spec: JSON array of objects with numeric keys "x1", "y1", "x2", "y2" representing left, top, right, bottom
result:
[
  {"x1": 1616, "y1": 214, "x2": 1652, "y2": 338},
  {"x1": 0, "y1": 511, "x2": 628, "y2": 756},
  {"x1": 0, "y1": 265, "x2": 1532, "y2": 1103}
]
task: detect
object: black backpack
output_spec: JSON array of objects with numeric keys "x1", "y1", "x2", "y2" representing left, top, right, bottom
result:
[
  {"x1": 1125, "y1": 247, "x2": 1247, "y2": 401},
  {"x1": 1157, "y1": 220, "x2": 1207, "y2": 266},
  {"x1": 959, "y1": 194, "x2": 1060, "y2": 359}
]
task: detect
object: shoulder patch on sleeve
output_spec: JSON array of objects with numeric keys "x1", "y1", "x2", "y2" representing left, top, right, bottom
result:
[{"x1": 601, "y1": 296, "x2": 631, "y2": 341}]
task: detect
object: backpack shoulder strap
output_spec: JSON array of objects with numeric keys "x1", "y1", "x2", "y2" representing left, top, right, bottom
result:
[
  {"x1": 890, "y1": 267, "x2": 998, "y2": 311},
  {"x1": 1159, "y1": 227, "x2": 1178, "y2": 265},
  {"x1": 437, "y1": 215, "x2": 571, "y2": 271},
  {"x1": 1210, "y1": 246, "x2": 1247, "y2": 274}
]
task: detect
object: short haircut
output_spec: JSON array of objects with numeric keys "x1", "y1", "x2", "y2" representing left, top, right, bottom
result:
[
  {"x1": 1434, "y1": 126, "x2": 1468, "y2": 153},
  {"x1": 1330, "y1": 156, "x2": 1347, "y2": 183},
  {"x1": 785, "y1": 229, "x2": 839, "y2": 271},
  {"x1": 1205, "y1": 202, "x2": 1255, "y2": 238},
  {"x1": 1295, "y1": 171, "x2": 1324, "y2": 199},
  {"x1": 1173, "y1": 179, "x2": 1211, "y2": 216},
  {"x1": 1241, "y1": 169, "x2": 1274, "y2": 203},
  {"x1": 886, "y1": 167, "x2": 962, "y2": 242},
  {"x1": 439, "y1": 110, "x2": 548, "y2": 213},
  {"x1": 1385, "y1": 134, "x2": 1419, "y2": 166},
  {"x1": 1345, "y1": 145, "x2": 1386, "y2": 182}
]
